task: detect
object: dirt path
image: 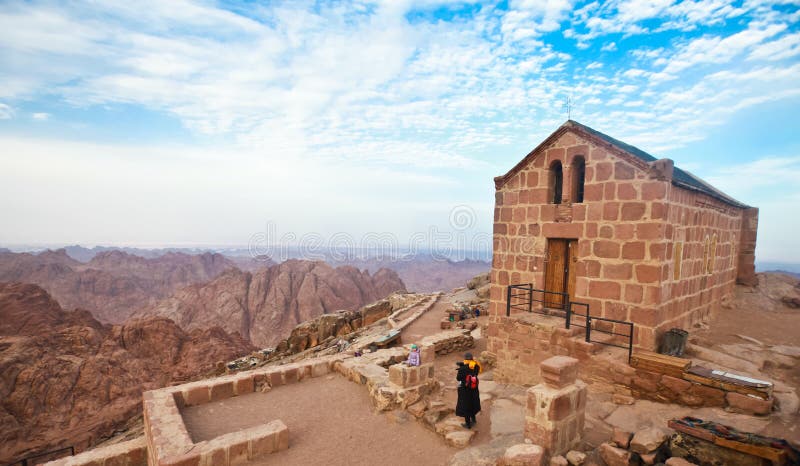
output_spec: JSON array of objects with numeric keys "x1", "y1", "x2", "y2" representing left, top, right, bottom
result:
[
  {"x1": 401, "y1": 295, "x2": 454, "y2": 344},
  {"x1": 181, "y1": 375, "x2": 456, "y2": 466}
]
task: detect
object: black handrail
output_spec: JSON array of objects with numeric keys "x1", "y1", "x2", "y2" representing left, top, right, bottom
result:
[
  {"x1": 6, "y1": 446, "x2": 75, "y2": 466},
  {"x1": 505, "y1": 284, "x2": 569, "y2": 317},
  {"x1": 584, "y1": 314, "x2": 634, "y2": 363},
  {"x1": 507, "y1": 284, "x2": 635, "y2": 363}
]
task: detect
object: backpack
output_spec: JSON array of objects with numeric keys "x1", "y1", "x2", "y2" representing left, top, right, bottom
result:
[{"x1": 465, "y1": 374, "x2": 478, "y2": 389}]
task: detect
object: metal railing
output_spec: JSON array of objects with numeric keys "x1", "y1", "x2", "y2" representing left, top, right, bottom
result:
[
  {"x1": 505, "y1": 284, "x2": 569, "y2": 317},
  {"x1": 507, "y1": 284, "x2": 635, "y2": 363},
  {"x1": 583, "y1": 314, "x2": 634, "y2": 363},
  {"x1": 6, "y1": 446, "x2": 75, "y2": 466}
]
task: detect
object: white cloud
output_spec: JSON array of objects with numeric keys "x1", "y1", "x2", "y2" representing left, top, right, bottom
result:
[
  {"x1": 501, "y1": 0, "x2": 575, "y2": 41},
  {"x1": 601, "y1": 41, "x2": 617, "y2": 51},
  {"x1": 31, "y1": 112, "x2": 49, "y2": 121},
  {"x1": 748, "y1": 31, "x2": 800, "y2": 61},
  {"x1": 659, "y1": 23, "x2": 786, "y2": 74},
  {"x1": 0, "y1": 1, "x2": 798, "y2": 247},
  {"x1": 0, "y1": 103, "x2": 13, "y2": 119}
]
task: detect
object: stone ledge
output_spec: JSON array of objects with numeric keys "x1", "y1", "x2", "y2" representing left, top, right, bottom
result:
[{"x1": 41, "y1": 437, "x2": 147, "y2": 466}]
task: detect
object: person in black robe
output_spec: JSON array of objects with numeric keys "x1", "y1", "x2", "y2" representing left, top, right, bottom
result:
[{"x1": 455, "y1": 352, "x2": 482, "y2": 428}]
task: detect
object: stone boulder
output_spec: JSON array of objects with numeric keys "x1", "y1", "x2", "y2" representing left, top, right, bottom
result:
[
  {"x1": 598, "y1": 443, "x2": 631, "y2": 466},
  {"x1": 565, "y1": 450, "x2": 586, "y2": 465},
  {"x1": 630, "y1": 427, "x2": 668, "y2": 454},
  {"x1": 498, "y1": 444, "x2": 545, "y2": 466}
]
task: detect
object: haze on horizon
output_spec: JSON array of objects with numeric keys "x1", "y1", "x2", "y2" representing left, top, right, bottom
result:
[{"x1": 1, "y1": 0, "x2": 799, "y2": 263}]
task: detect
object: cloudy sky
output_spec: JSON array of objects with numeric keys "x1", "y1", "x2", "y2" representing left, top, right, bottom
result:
[{"x1": 0, "y1": 0, "x2": 799, "y2": 262}]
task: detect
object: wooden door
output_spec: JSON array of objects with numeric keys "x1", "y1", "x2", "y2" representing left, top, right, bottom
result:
[
  {"x1": 566, "y1": 240, "x2": 578, "y2": 301},
  {"x1": 544, "y1": 238, "x2": 578, "y2": 309},
  {"x1": 544, "y1": 239, "x2": 567, "y2": 308}
]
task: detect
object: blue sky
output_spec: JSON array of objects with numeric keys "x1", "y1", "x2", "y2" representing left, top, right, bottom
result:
[{"x1": 0, "y1": 0, "x2": 799, "y2": 262}]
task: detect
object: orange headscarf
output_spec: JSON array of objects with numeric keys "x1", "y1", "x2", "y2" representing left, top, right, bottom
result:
[{"x1": 463, "y1": 358, "x2": 483, "y2": 374}]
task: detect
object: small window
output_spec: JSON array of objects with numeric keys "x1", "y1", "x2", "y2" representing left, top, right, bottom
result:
[
  {"x1": 673, "y1": 242, "x2": 683, "y2": 280},
  {"x1": 572, "y1": 156, "x2": 586, "y2": 203},
  {"x1": 550, "y1": 161, "x2": 563, "y2": 204}
]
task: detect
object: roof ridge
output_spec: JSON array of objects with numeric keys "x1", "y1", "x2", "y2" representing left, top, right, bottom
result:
[{"x1": 497, "y1": 120, "x2": 750, "y2": 209}]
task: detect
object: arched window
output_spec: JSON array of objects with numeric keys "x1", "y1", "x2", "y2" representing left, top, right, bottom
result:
[
  {"x1": 549, "y1": 161, "x2": 563, "y2": 204},
  {"x1": 571, "y1": 156, "x2": 586, "y2": 203}
]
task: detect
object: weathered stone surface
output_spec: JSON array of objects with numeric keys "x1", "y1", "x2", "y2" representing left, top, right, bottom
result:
[
  {"x1": 491, "y1": 398, "x2": 525, "y2": 437},
  {"x1": 137, "y1": 260, "x2": 406, "y2": 347},
  {"x1": 499, "y1": 444, "x2": 545, "y2": 466},
  {"x1": 598, "y1": 443, "x2": 632, "y2": 466},
  {"x1": 0, "y1": 283, "x2": 254, "y2": 465},
  {"x1": 0, "y1": 248, "x2": 239, "y2": 324},
  {"x1": 611, "y1": 394, "x2": 635, "y2": 405},
  {"x1": 611, "y1": 428, "x2": 632, "y2": 449},
  {"x1": 640, "y1": 451, "x2": 657, "y2": 465},
  {"x1": 445, "y1": 430, "x2": 476, "y2": 448},
  {"x1": 565, "y1": 450, "x2": 586, "y2": 465},
  {"x1": 665, "y1": 458, "x2": 698, "y2": 466},
  {"x1": 407, "y1": 400, "x2": 427, "y2": 418},
  {"x1": 540, "y1": 356, "x2": 579, "y2": 388},
  {"x1": 550, "y1": 455, "x2": 569, "y2": 466},
  {"x1": 41, "y1": 437, "x2": 147, "y2": 466},
  {"x1": 630, "y1": 427, "x2": 667, "y2": 454}
]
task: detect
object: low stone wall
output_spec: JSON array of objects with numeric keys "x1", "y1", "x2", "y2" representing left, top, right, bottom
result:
[
  {"x1": 42, "y1": 437, "x2": 147, "y2": 466},
  {"x1": 140, "y1": 356, "x2": 345, "y2": 465},
  {"x1": 586, "y1": 357, "x2": 774, "y2": 415},
  {"x1": 486, "y1": 312, "x2": 773, "y2": 415},
  {"x1": 487, "y1": 314, "x2": 598, "y2": 385},
  {"x1": 418, "y1": 329, "x2": 475, "y2": 356}
]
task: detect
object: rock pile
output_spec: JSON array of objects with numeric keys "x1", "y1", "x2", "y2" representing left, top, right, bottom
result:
[{"x1": 597, "y1": 427, "x2": 699, "y2": 466}]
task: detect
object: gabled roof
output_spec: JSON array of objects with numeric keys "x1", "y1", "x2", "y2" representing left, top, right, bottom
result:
[{"x1": 495, "y1": 120, "x2": 750, "y2": 209}]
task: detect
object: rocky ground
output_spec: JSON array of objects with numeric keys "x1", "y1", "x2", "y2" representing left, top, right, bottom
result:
[
  {"x1": 395, "y1": 272, "x2": 799, "y2": 464},
  {"x1": 33, "y1": 271, "x2": 800, "y2": 465},
  {"x1": 0, "y1": 283, "x2": 255, "y2": 465}
]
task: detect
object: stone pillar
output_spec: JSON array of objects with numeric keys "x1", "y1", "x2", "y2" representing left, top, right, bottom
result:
[
  {"x1": 736, "y1": 207, "x2": 759, "y2": 286},
  {"x1": 525, "y1": 356, "x2": 586, "y2": 458}
]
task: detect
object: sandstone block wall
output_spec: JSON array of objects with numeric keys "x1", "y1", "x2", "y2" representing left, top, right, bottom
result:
[
  {"x1": 584, "y1": 355, "x2": 773, "y2": 415},
  {"x1": 489, "y1": 128, "x2": 752, "y2": 351},
  {"x1": 42, "y1": 437, "x2": 147, "y2": 466},
  {"x1": 486, "y1": 314, "x2": 597, "y2": 385}
]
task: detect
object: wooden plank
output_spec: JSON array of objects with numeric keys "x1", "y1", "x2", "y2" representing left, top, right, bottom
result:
[
  {"x1": 715, "y1": 438, "x2": 785, "y2": 464},
  {"x1": 630, "y1": 351, "x2": 691, "y2": 377},
  {"x1": 633, "y1": 350, "x2": 692, "y2": 367},
  {"x1": 668, "y1": 420, "x2": 715, "y2": 442}
]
